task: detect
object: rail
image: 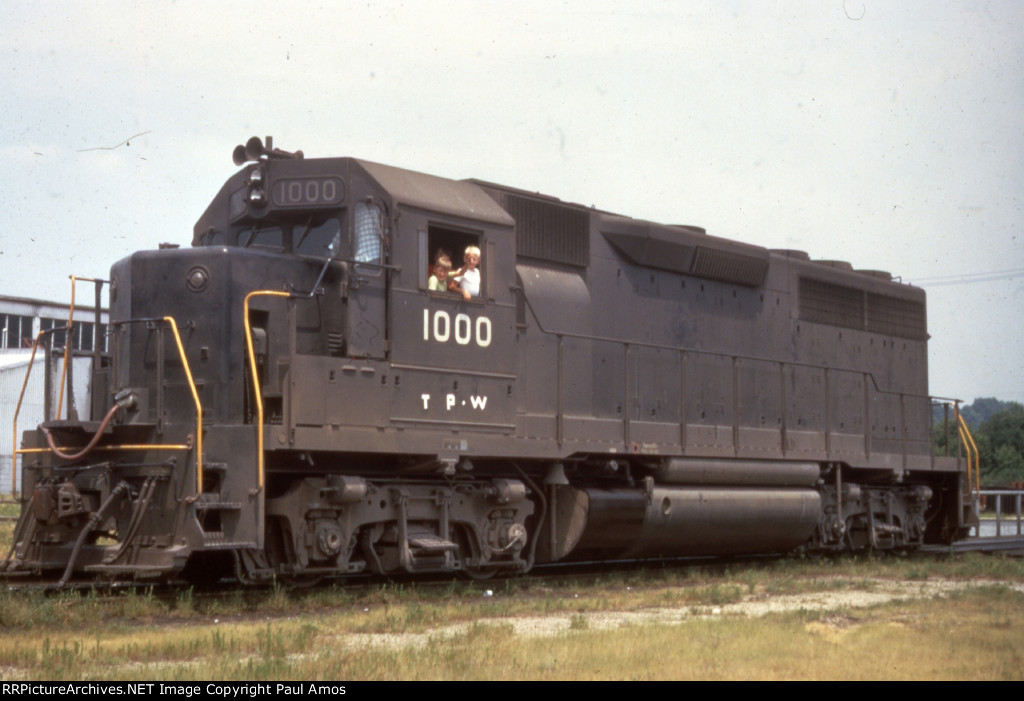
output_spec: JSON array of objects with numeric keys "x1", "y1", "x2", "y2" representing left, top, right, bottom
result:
[
  {"x1": 244, "y1": 290, "x2": 293, "y2": 491},
  {"x1": 10, "y1": 328, "x2": 52, "y2": 494},
  {"x1": 10, "y1": 314, "x2": 203, "y2": 498},
  {"x1": 972, "y1": 490, "x2": 1024, "y2": 538},
  {"x1": 56, "y1": 275, "x2": 108, "y2": 422},
  {"x1": 243, "y1": 260, "x2": 334, "y2": 490},
  {"x1": 956, "y1": 407, "x2": 981, "y2": 493},
  {"x1": 10, "y1": 276, "x2": 108, "y2": 494},
  {"x1": 160, "y1": 316, "x2": 205, "y2": 495}
]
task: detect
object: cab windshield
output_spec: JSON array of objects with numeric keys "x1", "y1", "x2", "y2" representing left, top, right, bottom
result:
[{"x1": 202, "y1": 217, "x2": 342, "y2": 257}]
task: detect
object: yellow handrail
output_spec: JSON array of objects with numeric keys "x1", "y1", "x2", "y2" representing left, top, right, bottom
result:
[
  {"x1": 955, "y1": 406, "x2": 981, "y2": 495},
  {"x1": 55, "y1": 275, "x2": 108, "y2": 421},
  {"x1": 10, "y1": 274, "x2": 204, "y2": 501},
  {"x1": 19, "y1": 444, "x2": 191, "y2": 455},
  {"x1": 162, "y1": 316, "x2": 205, "y2": 495},
  {"x1": 55, "y1": 277, "x2": 77, "y2": 420},
  {"x1": 10, "y1": 330, "x2": 47, "y2": 494},
  {"x1": 12, "y1": 317, "x2": 202, "y2": 495},
  {"x1": 244, "y1": 290, "x2": 292, "y2": 491}
]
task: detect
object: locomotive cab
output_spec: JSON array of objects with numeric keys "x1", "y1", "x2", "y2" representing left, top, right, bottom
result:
[{"x1": 187, "y1": 142, "x2": 533, "y2": 578}]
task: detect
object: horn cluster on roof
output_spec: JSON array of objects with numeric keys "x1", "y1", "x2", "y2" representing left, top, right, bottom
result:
[{"x1": 232, "y1": 136, "x2": 304, "y2": 165}]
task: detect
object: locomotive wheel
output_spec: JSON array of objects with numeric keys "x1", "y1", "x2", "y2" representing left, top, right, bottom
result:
[
  {"x1": 463, "y1": 565, "x2": 497, "y2": 581},
  {"x1": 264, "y1": 518, "x2": 324, "y2": 587},
  {"x1": 281, "y1": 574, "x2": 324, "y2": 588},
  {"x1": 455, "y1": 525, "x2": 497, "y2": 579}
]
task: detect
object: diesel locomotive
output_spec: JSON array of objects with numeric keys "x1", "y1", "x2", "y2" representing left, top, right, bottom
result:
[{"x1": 4, "y1": 137, "x2": 976, "y2": 585}]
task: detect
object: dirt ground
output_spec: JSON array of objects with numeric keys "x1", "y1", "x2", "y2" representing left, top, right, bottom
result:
[{"x1": 342, "y1": 577, "x2": 1024, "y2": 650}]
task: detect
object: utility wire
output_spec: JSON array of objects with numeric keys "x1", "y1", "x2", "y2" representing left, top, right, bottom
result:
[{"x1": 912, "y1": 268, "x2": 1024, "y2": 287}]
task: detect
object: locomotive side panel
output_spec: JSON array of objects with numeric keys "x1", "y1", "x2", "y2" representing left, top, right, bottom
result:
[
  {"x1": 502, "y1": 195, "x2": 941, "y2": 473},
  {"x1": 385, "y1": 202, "x2": 519, "y2": 444}
]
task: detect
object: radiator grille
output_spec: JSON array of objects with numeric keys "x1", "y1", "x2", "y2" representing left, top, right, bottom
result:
[
  {"x1": 799, "y1": 277, "x2": 925, "y2": 340},
  {"x1": 866, "y1": 292, "x2": 927, "y2": 339}
]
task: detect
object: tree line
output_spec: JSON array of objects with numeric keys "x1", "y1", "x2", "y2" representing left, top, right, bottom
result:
[{"x1": 933, "y1": 398, "x2": 1024, "y2": 486}]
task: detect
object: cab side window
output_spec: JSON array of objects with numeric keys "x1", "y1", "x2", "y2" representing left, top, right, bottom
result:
[{"x1": 426, "y1": 224, "x2": 482, "y2": 298}]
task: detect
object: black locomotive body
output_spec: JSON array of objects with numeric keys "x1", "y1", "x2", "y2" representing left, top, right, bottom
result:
[{"x1": 5, "y1": 139, "x2": 975, "y2": 584}]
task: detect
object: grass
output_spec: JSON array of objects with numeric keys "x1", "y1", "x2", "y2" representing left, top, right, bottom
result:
[
  {"x1": 0, "y1": 553, "x2": 1020, "y2": 679},
  {"x1": 0, "y1": 586, "x2": 1018, "y2": 680},
  {"x1": 1, "y1": 499, "x2": 1022, "y2": 679},
  {"x1": 0, "y1": 500, "x2": 19, "y2": 555},
  {"x1": 0, "y1": 552, "x2": 1021, "y2": 632}
]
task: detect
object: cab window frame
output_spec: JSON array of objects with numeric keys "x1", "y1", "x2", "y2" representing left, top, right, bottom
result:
[{"x1": 422, "y1": 222, "x2": 485, "y2": 301}]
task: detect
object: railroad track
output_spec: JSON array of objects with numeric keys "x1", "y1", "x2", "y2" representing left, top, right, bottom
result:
[
  {"x1": 921, "y1": 535, "x2": 1024, "y2": 556},
  {"x1": 3, "y1": 536, "x2": 1022, "y2": 597}
]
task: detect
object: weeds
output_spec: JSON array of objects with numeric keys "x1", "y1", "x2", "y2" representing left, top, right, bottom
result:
[
  {"x1": 569, "y1": 614, "x2": 589, "y2": 631},
  {"x1": 0, "y1": 554, "x2": 1021, "y2": 679},
  {"x1": 689, "y1": 582, "x2": 745, "y2": 606}
]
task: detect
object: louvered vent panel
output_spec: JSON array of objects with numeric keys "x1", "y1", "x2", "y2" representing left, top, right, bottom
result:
[
  {"x1": 691, "y1": 246, "x2": 769, "y2": 287},
  {"x1": 506, "y1": 194, "x2": 590, "y2": 267}
]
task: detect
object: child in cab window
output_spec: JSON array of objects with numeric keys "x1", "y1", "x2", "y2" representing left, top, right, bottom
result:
[
  {"x1": 428, "y1": 251, "x2": 452, "y2": 291},
  {"x1": 450, "y1": 245, "x2": 481, "y2": 301}
]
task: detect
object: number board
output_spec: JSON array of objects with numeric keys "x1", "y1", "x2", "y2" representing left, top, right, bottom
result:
[{"x1": 271, "y1": 177, "x2": 346, "y2": 208}]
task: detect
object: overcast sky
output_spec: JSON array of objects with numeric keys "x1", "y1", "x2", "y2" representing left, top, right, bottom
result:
[{"x1": 1, "y1": 0, "x2": 1021, "y2": 404}]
